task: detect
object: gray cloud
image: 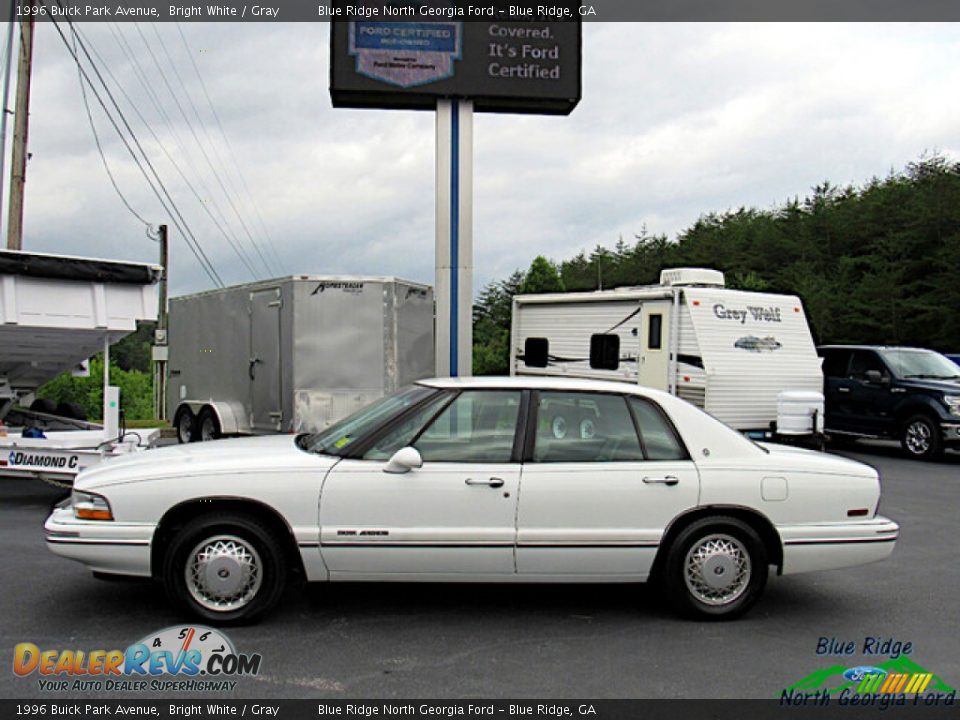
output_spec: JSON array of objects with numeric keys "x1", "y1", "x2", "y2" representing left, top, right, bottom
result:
[{"x1": 11, "y1": 22, "x2": 960, "y2": 296}]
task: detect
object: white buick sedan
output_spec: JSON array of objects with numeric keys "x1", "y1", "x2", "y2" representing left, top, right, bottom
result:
[{"x1": 46, "y1": 377, "x2": 898, "y2": 623}]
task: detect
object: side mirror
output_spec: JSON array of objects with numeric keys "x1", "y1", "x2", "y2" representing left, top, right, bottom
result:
[
  {"x1": 384, "y1": 447, "x2": 423, "y2": 475},
  {"x1": 864, "y1": 370, "x2": 889, "y2": 386}
]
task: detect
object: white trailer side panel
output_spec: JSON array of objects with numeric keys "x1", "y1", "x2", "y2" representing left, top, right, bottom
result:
[
  {"x1": 512, "y1": 300, "x2": 641, "y2": 382},
  {"x1": 683, "y1": 288, "x2": 822, "y2": 429}
]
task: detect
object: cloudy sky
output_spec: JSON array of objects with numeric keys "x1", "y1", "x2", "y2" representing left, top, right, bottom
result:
[{"x1": 8, "y1": 22, "x2": 960, "y2": 295}]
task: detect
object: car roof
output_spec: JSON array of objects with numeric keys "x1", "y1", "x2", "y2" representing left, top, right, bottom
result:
[{"x1": 417, "y1": 375, "x2": 672, "y2": 399}]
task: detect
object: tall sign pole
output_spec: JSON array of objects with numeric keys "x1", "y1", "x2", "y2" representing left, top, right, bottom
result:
[
  {"x1": 435, "y1": 99, "x2": 473, "y2": 377},
  {"x1": 7, "y1": 4, "x2": 35, "y2": 251},
  {"x1": 330, "y1": 15, "x2": 581, "y2": 378}
]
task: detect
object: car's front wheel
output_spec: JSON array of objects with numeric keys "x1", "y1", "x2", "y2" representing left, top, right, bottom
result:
[
  {"x1": 663, "y1": 516, "x2": 768, "y2": 620},
  {"x1": 900, "y1": 413, "x2": 943, "y2": 460},
  {"x1": 163, "y1": 513, "x2": 287, "y2": 624}
]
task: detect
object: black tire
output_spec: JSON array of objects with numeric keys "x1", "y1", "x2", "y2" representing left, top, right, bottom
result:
[
  {"x1": 662, "y1": 516, "x2": 768, "y2": 620},
  {"x1": 56, "y1": 401, "x2": 88, "y2": 421},
  {"x1": 162, "y1": 512, "x2": 287, "y2": 625},
  {"x1": 197, "y1": 407, "x2": 222, "y2": 442},
  {"x1": 900, "y1": 413, "x2": 943, "y2": 461},
  {"x1": 29, "y1": 397, "x2": 58, "y2": 415},
  {"x1": 174, "y1": 407, "x2": 196, "y2": 444}
]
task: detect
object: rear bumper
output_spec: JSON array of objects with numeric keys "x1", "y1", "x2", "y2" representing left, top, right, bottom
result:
[
  {"x1": 44, "y1": 506, "x2": 154, "y2": 577},
  {"x1": 779, "y1": 516, "x2": 899, "y2": 575}
]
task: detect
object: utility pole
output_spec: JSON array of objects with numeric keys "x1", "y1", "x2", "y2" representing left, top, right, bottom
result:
[
  {"x1": 153, "y1": 224, "x2": 169, "y2": 420},
  {"x1": 7, "y1": 2, "x2": 36, "y2": 251},
  {"x1": 0, "y1": 3, "x2": 17, "y2": 239}
]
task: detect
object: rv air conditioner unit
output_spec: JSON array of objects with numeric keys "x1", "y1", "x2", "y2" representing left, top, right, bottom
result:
[{"x1": 659, "y1": 268, "x2": 726, "y2": 287}]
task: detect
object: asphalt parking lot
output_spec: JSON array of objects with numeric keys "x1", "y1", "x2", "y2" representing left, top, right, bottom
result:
[{"x1": 1, "y1": 442, "x2": 957, "y2": 700}]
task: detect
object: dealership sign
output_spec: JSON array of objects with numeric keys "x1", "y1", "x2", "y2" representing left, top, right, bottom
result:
[{"x1": 330, "y1": 9, "x2": 582, "y2": 114}]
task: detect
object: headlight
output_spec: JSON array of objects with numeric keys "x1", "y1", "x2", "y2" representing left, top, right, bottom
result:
[
  {"x1": 72, "y1": 490, "x2": 114, "y2": 521},
  {"x1": 944, "y1": 395, "x2": 960, "y2": 417}
]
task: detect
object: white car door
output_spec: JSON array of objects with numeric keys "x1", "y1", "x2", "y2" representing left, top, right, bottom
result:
[
  {"x1": 319, "y1": 390, "x2": 524, "y2": 578},
  {"x1": 516, "y1": 391, "x2": 700, "y2": 578}
]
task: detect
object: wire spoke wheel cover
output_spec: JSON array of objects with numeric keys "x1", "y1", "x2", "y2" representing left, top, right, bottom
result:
[
  {"x1": 185, "y1": 534, "x2": 263, "y2": 612},
  {"x1": 683, "y1": 533, "x2": 752, "y2": 606}
]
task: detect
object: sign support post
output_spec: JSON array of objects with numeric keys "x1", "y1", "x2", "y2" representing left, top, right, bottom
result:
[{"x1": 434, "y1": 99, "x2": 473, "y2": 378}]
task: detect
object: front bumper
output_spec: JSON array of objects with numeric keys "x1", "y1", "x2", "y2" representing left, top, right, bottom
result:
[
  {"x1": 779, "y1": 516, "x2": 899, "y2": 576},
  {"x1": 940, "y1": 422, "x2": 960, "y2": 446},
  {"x1": 44, "y1": 505, "x2": 154, "y2": 577}
]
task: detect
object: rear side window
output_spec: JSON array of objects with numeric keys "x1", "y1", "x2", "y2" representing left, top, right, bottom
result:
[
  {"x1": 628, "y1": 398, "x2": 687, "y2": 461},
  {"x1": 820, "y1": 350, "x2": 851, "y2": 379},
  {"x1": 534, "y1": 392, "x2": 643, "y2": 463}
]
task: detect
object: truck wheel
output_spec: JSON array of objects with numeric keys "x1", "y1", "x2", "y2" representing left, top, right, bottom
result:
[
  {"x1": 56, "y1": 401, "x2": 87, "y2": 421},
  {"x1": 163, "y1": 513, "x2": 287, "y2": 624},
  {"x1": 662, "y1": 516, "x2": 768, "y2": 620},
  {"x1": 174, "y1": 407, "x2": 196, "y2": 444},
  {"x1": 197, "y1": 408, "x2": 222, "y2": 442},
  {"x1": 901, "y1": 414, "x2": 943, "y2": 460}
]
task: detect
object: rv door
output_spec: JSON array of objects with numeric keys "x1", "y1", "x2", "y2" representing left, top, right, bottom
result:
[{"x1": 637, "y1": 301, "x2": 671, "y2": 391}]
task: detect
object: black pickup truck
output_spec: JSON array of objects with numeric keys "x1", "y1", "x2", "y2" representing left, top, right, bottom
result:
[{"x1": 817, "y1": 345, "x2": 960, "y2": 460}]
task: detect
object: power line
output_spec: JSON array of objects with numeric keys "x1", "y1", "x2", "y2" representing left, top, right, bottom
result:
[
  {"x1": 137, "y1": 22, "x2": 276, "y2": 278},
  {"x1": 174, "y1": 23, "x2": 287, "y2": 275},
  {"x1": 44, "y1": 1, "x2": 224, "y2": 287},
  {"x1": 70, "y1": 24, "x2": 152, "y2": 228},
  {"x1": 75, "y1": 23, "x2": 260, "y2": 279}
]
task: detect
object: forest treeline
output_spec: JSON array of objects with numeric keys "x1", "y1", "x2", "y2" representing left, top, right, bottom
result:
[{"x1": 473, "y1": 155, "x2": 960, "y2": 375}]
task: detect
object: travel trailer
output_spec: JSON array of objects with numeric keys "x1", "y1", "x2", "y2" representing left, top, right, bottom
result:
[{"x1": 511, "y1": 268, "x2": 824, "y2": 439}]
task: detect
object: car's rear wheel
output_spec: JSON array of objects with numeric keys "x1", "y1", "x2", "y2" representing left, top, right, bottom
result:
[
  {"x1": 174, "y1": 407, "x2": 196, "y2": 444},
  {"x1": 663, "y1": 516, "x2": 768, "y2": 620},
  {"x1": 163, "y1": 513, "x2": 287, "y2": 624},
  {"x1": 197, "y1": 408, "x2": 221, "y2": 442},
  {"x1": 900, "y1": 414, "x2": 942, "y2": 460}
]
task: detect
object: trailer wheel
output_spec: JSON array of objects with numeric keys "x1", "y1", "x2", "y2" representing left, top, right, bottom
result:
[
  {"x1": 197, "y1": 407, "x2": 222, "y2": 442},
  {"x1": 29, "y1": 398, "x2": 57, "y2": 415},
  {"x1": 174, "y1": 407, "x2": 196, "y2": 444},
  {"x1": 56, "y1": 401, "x2": 87, "y2": 421}
]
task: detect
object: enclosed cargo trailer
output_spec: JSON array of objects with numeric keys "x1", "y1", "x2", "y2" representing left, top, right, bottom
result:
[
  {"x1": 167, "y1": 276, "x2": 434, "y2": 443},
  {"x1": 511, "y1": 268, "x2": 824, "y2": 440}
]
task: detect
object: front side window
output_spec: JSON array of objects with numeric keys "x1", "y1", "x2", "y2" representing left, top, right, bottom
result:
[
  {"x1": 413, "y1": 390, "x2": 522, "y2": 463},
  {"x1": 362, "y1": 393, "x2": 452, "y2": 460},
  {"x1": 302, "y1": 385, "x2": 438, "y2": 456},
  {"x1": 848, "y1": 351, "x2": 887, "y2": 381},
  {"x1": 534, "y1": 392, "x2": 643, "y2": 463}
]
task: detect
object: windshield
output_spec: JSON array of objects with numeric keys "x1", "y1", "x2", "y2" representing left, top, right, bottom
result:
[
  {"x1": 880, "y1": 349, "x2": 960, "y2": 380},
  {"x1": 300, "y1": 385, "x2": 439, "y2": 456}
]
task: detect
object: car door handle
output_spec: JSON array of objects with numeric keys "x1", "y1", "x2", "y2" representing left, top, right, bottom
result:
[
  {"x1": 837, "y1": 387, "x2": 851, "y2": 393},
  {"x1": 465, "y1": 477, "x2": 505, "y2": 488},
  {"x1": 643, "y1": 476, "x2": 679, "y2": 486}
]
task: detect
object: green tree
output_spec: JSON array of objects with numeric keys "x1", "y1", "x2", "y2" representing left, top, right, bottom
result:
[{"x1": 520, "y1": 255, "x2": 565, "y2": 295}]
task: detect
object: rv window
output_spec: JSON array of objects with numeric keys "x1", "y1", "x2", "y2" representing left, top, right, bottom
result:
[
  {"x1": 524, "y1": 338, "x2": 549, "y2": 368},
  {"x1": 648, "y1": 314, "x2": 663, "y2": 350},
  {"x1": 590, "y1": 334, "x2": 620, "y2": 370}
]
